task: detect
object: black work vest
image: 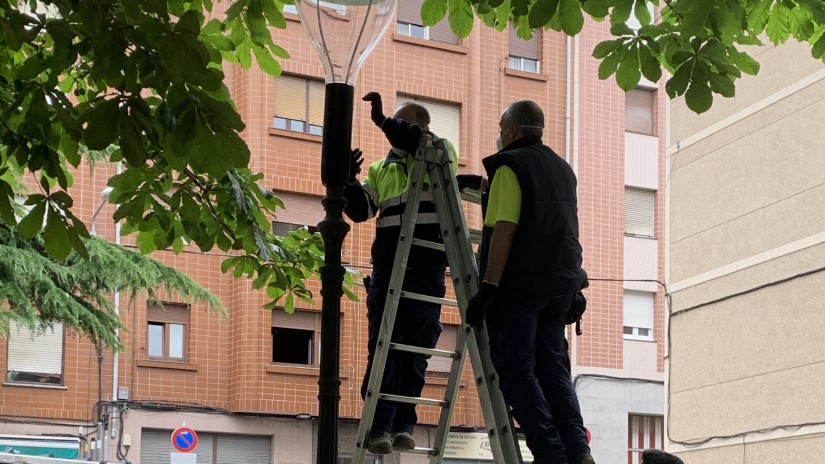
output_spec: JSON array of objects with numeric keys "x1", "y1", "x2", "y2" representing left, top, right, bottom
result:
[{"x1": 479, "y1": 137, "x2": 587, "y2": 296}]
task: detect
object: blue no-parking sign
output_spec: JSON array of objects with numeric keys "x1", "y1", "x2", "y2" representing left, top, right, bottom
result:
[{"x1": 171, "y1": 426, "x2": 198, "y2": 453}]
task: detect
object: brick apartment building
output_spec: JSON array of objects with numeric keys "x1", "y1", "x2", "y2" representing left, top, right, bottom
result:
[{"x1": 0, "y1": 2, "x2": 666, "y2": 463}]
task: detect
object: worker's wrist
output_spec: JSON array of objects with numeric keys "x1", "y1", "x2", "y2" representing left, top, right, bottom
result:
[{"x1": 482, "y1": 280, "x2": 499, "y2": 289}]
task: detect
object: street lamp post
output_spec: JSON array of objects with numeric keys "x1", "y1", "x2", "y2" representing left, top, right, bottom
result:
[{"x1": 292, "y1": 1, "x2": 397, "y2": 462}]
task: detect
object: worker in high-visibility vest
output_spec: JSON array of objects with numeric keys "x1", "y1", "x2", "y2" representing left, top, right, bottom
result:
[{"x1": 345, "y1": 92, "x2": 458, "y2": 455}]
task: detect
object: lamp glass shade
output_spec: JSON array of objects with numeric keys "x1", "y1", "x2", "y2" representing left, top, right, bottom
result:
[{"x1": 295, "y1": 0, "x2": 398, "y2": 85}]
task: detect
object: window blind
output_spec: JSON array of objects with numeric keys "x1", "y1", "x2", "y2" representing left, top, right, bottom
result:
[
  {"x1": 429, "y1": 18, "x2": 459, "y2": 44},
  {"x1": 274, "y1": 75, "x2": 308, "y2": 121},
  {"x1": 625, "y1": 88, "x2": 655, "y2": 135},
  {"x1": 147, "y1": 303, "x2": 189, "y2": 324},
  {"x1": 308, "y1": 79, "x2": 326, "y2": 127},
  {"x1": 272, "y1": 191, "x2": 324, "y2": 228},
  {"x1": 509, "y1": 25, "x2": 540, "y2": 60},
  {"x1": 7, "y1": 321, "x2": 63, "y2": 375},
  {"x1": 397, "y1": 0, "x2": 422, "y2": 24},
  {"x1": 272, "y1": 310, "x2": 317, "y2": 330},
  {"x1": 397, "y1": 96, "x2": 461, "y2": 159},
  {"x1": 623, "y1": 291, "x2": 654, "y2": 329},
  {"x1": 625, "y1": 188, "x2": 655, "y2": 237}
]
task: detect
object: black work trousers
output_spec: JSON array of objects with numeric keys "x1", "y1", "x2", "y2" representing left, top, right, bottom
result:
[
  {"x1": 485, "y1": 289, "x2": 590, "y2": 464},
  {"x1": 360, "y1": 267, "x2": 445, "y2": 435}
]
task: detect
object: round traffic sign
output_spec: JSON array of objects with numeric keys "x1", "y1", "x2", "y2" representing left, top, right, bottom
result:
[{"x1": 171, "y1": 426, "x2": 198, "y2": 453}]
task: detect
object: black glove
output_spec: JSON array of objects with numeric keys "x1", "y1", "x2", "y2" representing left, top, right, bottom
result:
[
  {"x1": 350, "y1": 148, "x2": 363, "y2": 184},
  {"x1": 466, "y1": 282, "x2": 497, "y2": 328},
  {"x1": 362, "y1": 92, "x2": 386, "y2": 127}
]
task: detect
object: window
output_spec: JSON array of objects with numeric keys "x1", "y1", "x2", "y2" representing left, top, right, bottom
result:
[
  {"x1": 272, "y1": 221, "x2": 318, "y2": 236},
  {"x1": 628, "y1": 415, "x2": 664, "y2": 464},
  {"x1": 625, "y1": 88, "x2": 656, "y2": 135},
  {"x1": 283, "y1": 4, "x2": 297, "y2": 14},
  {"x1": 396, "y1": 96, "x2": 461, "y2": 159},
  {"x1": 396, "y1": 0, "x2": 459, "y2": 44},
  {"x1": 274, "y1": 75, "x2": 325, "y2": 136},
  {"x1": 427, "y1": 325, "x2": 458, "y2": 375},
  {"x1": 271, "y1": 191, "x2": 324, "y2": 235},
  {"x1": 623, "y1": 291, "x2": 654, "y2": 341},
  {"x1": 272, "y1": 310, "x2": 321, "y2": 366},
  {"x1": 146, "y1": 303, "x2": 188, "y2": 361},
  {"x1": 397, "y1": 21, "x2": 428, "y2": 39},
  {"x1": 509, "y1": 24, "x2": 541, "y2": 73},
  {"x1": 625, "y1": 188, "x2": 655, "y2": 238},
  {"x1": 6, "y1": 320, "x2": 63, "y2": 385}
]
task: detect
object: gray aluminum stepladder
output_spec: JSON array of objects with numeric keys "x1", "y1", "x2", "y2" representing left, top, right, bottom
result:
[{"x1": 352, "y1": 134, "x2": 524, "y2": 464}]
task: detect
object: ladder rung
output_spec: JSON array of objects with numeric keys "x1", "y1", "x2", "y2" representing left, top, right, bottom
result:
[
  {"x1": 400, "y1": 291, "x2": 458, "y2": 307},
  {"x1": 405, "y1": 447, "x2": 438, "y2": 456},
  {"x1": 460, "y1": 191, "x2": 482, "y2": 204},
  {"x1": 411, "y1": 237, "x2": 446, "y2": 251},
  {"x1": 469, "y1": 228, "x2": 482, "y2": 244},
  {"x1": 379, "y1": 393, "x2": 449, "y2": 408},
  {"x1": 390, "y1": 342, "x2": 460, "y2": 359}
]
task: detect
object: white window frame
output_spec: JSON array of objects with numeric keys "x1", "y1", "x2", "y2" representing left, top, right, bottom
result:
[
  {"x1": 397, "y1": 21, "x2": 428, "y2": 39},
  {"x1": 508, "y1": 56, "x2": 540, "y2": 74},
  {"x1": 623, "y1": 290, "x2": 654, "y2": 341}
]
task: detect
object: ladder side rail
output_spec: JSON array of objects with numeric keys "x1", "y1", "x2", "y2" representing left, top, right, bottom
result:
[
  {"x1": 352, "y1": 155, "x2": 431, "y2": 463},
  {"x1": 420, "y1": 152, "x2": 474, "y2": 464},
  {"x1": 430, "y1": 154, "x2": 524, "y2": 464}
]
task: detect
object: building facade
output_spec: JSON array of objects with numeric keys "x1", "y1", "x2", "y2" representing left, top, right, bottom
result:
[
  {"x1": 666, "y1": 40, "x2": 825, "y2": 463},
  {"x1": 0, "y1": 3, "x2": 666, "y2": 464}
]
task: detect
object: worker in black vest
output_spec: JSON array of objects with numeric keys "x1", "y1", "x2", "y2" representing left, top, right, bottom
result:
[{"x1": 466, "y1": 100, "x2": 593, "y2": 464}]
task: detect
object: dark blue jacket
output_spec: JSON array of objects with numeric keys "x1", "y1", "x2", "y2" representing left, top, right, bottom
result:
[{"x1": 479, "y1": 136, "x2": 587, "y2": 296}]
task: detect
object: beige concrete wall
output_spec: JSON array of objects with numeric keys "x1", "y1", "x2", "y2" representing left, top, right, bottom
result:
[
  {"x1": 669, "y1": 76, "x2": 825, "y2": 283},
  {"x1": 667, "y1": 40, "x2": 825, "y2": 462}
]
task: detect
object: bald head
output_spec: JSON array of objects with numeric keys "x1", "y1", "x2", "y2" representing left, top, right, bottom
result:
[
  {"x1": 502, "y1": 100, "x2": 544, "y2": 138},
  {"x1": 394, "y1": 102, "x2": 430, "y2": 131}
]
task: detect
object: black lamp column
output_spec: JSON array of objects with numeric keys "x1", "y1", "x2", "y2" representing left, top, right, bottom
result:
[{"x1": 316, "y1": 82, "x2": 354, "y2": 464}]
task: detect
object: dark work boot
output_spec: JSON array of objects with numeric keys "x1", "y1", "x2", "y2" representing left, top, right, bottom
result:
[{"x1": 367, "y1": 431, "x2": 393, "y2": 454}]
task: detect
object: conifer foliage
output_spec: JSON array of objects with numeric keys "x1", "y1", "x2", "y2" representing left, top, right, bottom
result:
[{"x1": 0, "y1": 221, "x2": 224, "y2": 350}]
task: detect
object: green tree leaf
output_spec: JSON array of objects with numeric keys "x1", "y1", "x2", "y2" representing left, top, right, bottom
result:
[
  {"x1": 529, "y1": 0, "x2": 560, "y2": 28},
  {"x1": 666, "y1": 62, "x2": 693, "y2": 98},
  {"x1": 44, "y1": 208, "x2": 72, "y2": 260},
  {"x1": 598, "y1": 51, "x2": 624, "y2": 79},
  {"x1": 616, "y1": 46, "x2": 642, "y2": 90},
  {"x1": 633, "y1": 0, "x2": 652, "y2": 27},
  {"x1": 83, "y1": 100, "x2": 121, "y2": 150},
  {"x1": 593, "y1": 38, "x2": 626, "y2": 58},
  {"x1": 17, "y1": 201, "x2": 46, "y2": 239},
  {"x1": 639, "y1": 45, "x2": 662, "y2": 82},
  {"x1": 685, "y1": 79, "x2": 713, "y2": 113},
  {"x1": 422, "y1": 0, "x2": 449, "y2": 26},
  {"x1": 559, "y1": 0, "x2": 584, "y2": 35},
  {"x1": 708, "y1": 71, "x2": 736, "y2": 97},
  {"x1": 449, "y1": 0, "x2": 475, "y2": 38},
  {"x1": 581, "y1": 0, "x2": 612, "y2": 18},
  {"x1": 766, "y1": 3, "x2": 791, "y2": 44},
  {"x1": 730, "y1": 49, "x2": 761, "y2": 74}
]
